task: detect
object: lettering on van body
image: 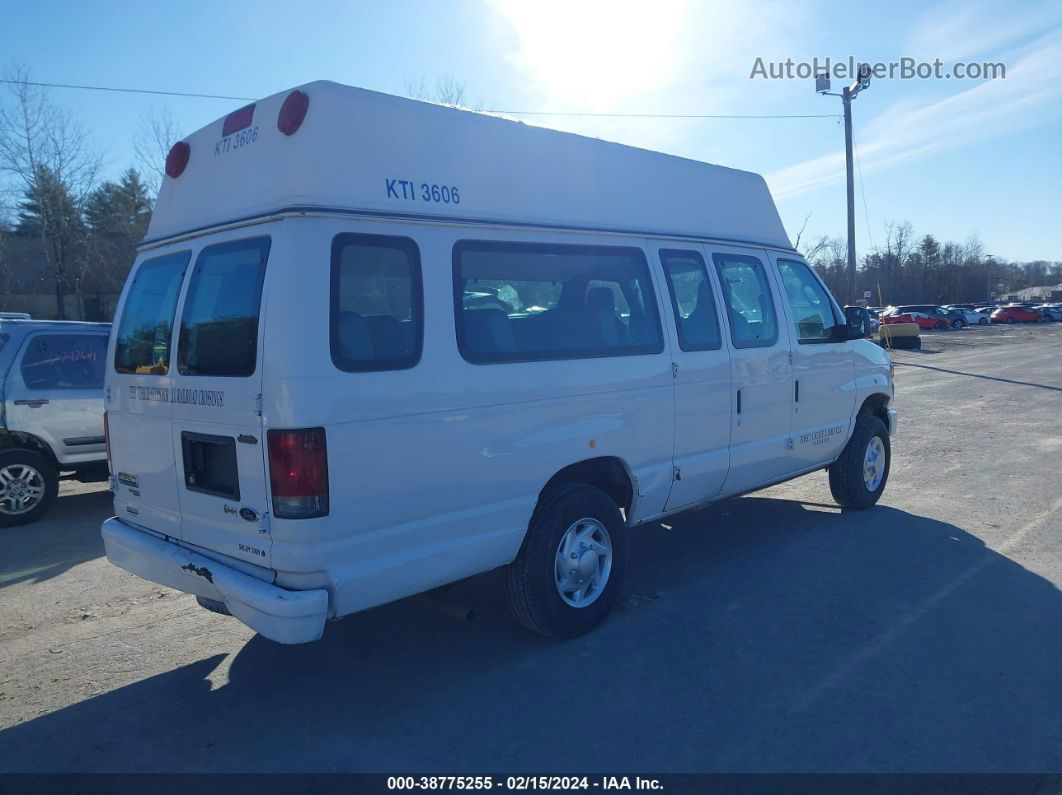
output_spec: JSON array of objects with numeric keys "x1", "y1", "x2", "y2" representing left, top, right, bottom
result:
[
  {"x1": 214, "y1": 127, "x2": 259, "y2": 157},
  {"x1": 799, "y1": 424, "x2": 847, "y2": 447},
  {"x1": 128, "y1": 385, "x2": 225, "y2": 408},
  {"x1": 385, "y1": 178, "x2": 461, "y2": 205}
]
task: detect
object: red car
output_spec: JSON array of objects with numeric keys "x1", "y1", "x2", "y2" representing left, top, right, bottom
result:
[
  {"x1": 883, "y1": 312, "x2": 945, "y2": 331},
  {"x1": 991, "y1": 306, "x2": 1042, "y2": 324}
]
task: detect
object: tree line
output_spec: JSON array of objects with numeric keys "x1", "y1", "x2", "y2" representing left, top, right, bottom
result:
[{"x1": 2, "y1": 71, "x2": 1059, "y2": 320}]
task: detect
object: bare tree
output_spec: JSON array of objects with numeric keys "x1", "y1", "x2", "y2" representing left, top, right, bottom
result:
[
  {"x1": 0, "y1": 68, "x2": 101, "y2": 319},
  {"x1": 402, "y1": 75, "x2": 485, "y2": 111},
  {"x1": 134, "y1": 106, "x2": 181, "y2": 199}
]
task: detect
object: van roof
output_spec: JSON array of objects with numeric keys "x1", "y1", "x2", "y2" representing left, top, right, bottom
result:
[{"x1": 148, "y1": 81, "x2": 792, "y2": 251}]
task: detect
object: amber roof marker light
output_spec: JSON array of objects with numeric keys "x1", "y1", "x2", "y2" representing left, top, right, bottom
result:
[{"x1": 278, "y1": 90, "x2": 310, "y2": 136}]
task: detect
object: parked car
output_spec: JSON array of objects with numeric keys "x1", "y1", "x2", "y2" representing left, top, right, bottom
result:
[
  {"x1": 0, "y1": 319, "x2": 111, "y2": 526},
  {"x1": 885, "y1": 305, "x2": 958, "y2": 329},
  {"x1": 101, "y1": 81, "x2": 896, "y2": 644},
  {"x1": 1034, "y1": 305, "x2": 1062, "y2": 321},
  {"x1": 991, "y1": 306, "x2": 1043, "y2": 324},
  {"x1": 944, "y1": 306, "x2": 989, "y2": 326}
]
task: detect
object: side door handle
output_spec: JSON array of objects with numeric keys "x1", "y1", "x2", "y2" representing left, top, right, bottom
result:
[
  {"x1": 736, "y1": 389, "x2": 742, "y2": 414},
  {"x1": 795, "y1": 380, "x2": 800, "y2": 402},
  {"x1": 14, "y1": 399, "x2": 49, "y2": 408}
]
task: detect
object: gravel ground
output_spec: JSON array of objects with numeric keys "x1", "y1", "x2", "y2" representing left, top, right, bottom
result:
[{"x1": 1, "y1": 322, "x2": 1060, "y2": 772}]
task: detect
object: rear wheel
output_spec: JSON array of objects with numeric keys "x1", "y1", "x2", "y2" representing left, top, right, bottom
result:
[
  {"x1": 0, "y1": 450, "x2": 58, "y2": 528},
  {"x1": 951, "y1": 319, "x2": 966, "y2": 329},
  {"x1": 1007, "y1": 317, "x2": 1016, "y2": 324},
  {"x1": 828, "y1": 415, "x2": 890, "y2": 510},
  {"x1": 979, "y1": 317, "x2": 989, "y2": 325},
  {"x1": 934, "y1": 320, "x2": 947, "y2": 330},
  {"x1": 504, "y1": 484, "x2": 627, "y2": 638}
]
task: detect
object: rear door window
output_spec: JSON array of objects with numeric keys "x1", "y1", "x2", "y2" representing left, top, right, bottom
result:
[
  {"x1": 20, "y1": 334, "x2": 108, "y2": 389},
  {"x1": 114, "y1": 251, "x2": 191, "y2": 374},
  {"x1": 330, "y1": 233, "x2": 423, "y2": 372},
  {"x1": 712, "y1": 253, "x2": 778, "y2": 348},
  {"x1": 177, "y1": 237, "x2": 270, "y2": 377}
]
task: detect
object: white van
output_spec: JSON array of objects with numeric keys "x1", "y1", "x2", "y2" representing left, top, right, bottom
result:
[{"x1": 102, "y1": 81, "x2": 896, "y2": 644}]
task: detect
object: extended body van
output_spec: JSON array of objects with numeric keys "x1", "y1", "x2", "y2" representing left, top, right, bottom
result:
[{"x1": 102, "y1": 82, "x2": 896, "y2": 643}]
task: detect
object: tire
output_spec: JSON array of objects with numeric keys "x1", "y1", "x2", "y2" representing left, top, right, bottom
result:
[
  {"x1": 196, "y1": 596, "x2": 232, "y2": 616},
  {"x1": 1006, "y1": 318, "x2": 1015, "y2": 324},
  {"x1": 828, "y1": 415, "x2": 890, "y2": 510},
  {"x1": 951, "y1": 319, "x2": 965, "y2": 329},
  {"x1": 979, "y1": 317, "x2": 989, "y2": 325},
  {"x1": 934, "y1": 320, "x2": 947, "y2": 330},
  {"x1": 504, "y1": 483, "x2": 627, "y2": 639},
  {"x1": 0, "y1": 449, "x2": 59, "y2": 528}
]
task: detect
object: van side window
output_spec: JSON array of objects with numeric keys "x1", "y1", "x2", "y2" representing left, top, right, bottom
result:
[
  {"x1": 659, "y1": 249, "x2": 721, "y2": 351},
  {"x1": 21, "y1": 334, "x2": 108, "y2": 389},
  {"x1": 177, "y1": 236, "x2": 271, "y2": 377},
  {"x1": 330, "y1": 233, "x2": 423, "y2": 372},
  {"x1": 114, "y1": 251, "x2": 191, "y2": 375},
  {"x1": 776, "y1": 259, "x2": 841, "y2": 343},
  {"x1": 712, "y1": 253, "x2": 778, "y2": 349},
  {"x1": 453, "y1": 241, "x2": 663, "y2": 364}
]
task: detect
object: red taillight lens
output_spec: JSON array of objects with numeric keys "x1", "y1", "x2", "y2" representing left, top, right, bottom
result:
[
  {"x1": 103, "y1": 411, "x2": 111, "y2": 471},
  {"x1": 165, "y1": 141, "x2": 190, "y2": 178},
  {"x1": 277, "y1": 90, "x2": 309, "y2": 136},
  {"x1": 267, "y1": 428, "x2": 329, "y2": 519}
]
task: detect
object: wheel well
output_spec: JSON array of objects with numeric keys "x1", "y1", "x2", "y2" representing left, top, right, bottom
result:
[
  {"x1": 0, "y1": 430, "x2": 58, "y2": 467},
  {"x1": 858, "y1": 394, "x2": 890, "y2": 428},
  {"x1": 539, "y1": 457, "x2": 634, "y2": 520}
]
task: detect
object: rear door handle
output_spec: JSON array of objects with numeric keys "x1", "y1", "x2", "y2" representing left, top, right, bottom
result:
[
  {"x1": 14, "y1": 399, "x2": 49, "y2": 407},
  {"x1": 736, "y1": 389, "x2": 742, "y2": 414}
]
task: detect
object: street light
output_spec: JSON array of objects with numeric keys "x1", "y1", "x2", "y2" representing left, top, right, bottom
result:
[{"x1": 816, "y1": 63, "x2": 872, "y2": 303}]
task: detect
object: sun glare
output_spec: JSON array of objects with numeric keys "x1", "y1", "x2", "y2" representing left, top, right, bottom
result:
[{"x1": 491, "y1": 0, "x2": 692, "y2": 111}]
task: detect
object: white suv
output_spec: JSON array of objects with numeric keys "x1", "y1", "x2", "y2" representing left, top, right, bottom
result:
[{"x1": 0, "y1": 319, "x2": 111, "y2": 526}]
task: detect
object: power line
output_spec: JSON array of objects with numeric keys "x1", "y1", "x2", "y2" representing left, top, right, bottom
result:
[
  {"x1": 0, "y1": 79, "x2": 255, "y2": 102},
  {"x1": 1, "y1": 79, "x2": 842, "y2": 119},
  {"x1": 853, "y1": 139, "x2": 875, "y2": 252}
]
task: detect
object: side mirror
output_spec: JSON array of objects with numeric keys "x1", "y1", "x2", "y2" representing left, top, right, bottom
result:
[{"x1": 843, "y1": 306, "x2": 870, "y2": 340}]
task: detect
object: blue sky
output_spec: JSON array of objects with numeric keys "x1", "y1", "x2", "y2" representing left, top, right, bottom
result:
[{"x1": 3, "y1": 0, "x2": 1060, "y2": 260}]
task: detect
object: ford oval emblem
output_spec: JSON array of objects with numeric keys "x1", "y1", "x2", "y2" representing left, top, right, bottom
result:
[{"x1": 239, "y1": 507, "x2": 259, "y2": 523}]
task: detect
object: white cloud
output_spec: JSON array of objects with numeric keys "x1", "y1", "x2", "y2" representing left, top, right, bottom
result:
[
  {"x1": 904, "y1": 0, "x2": 1062, "y2": 62},
  {"x1": 767, "y1": 29, "x2": 1062, "y2": 200}
]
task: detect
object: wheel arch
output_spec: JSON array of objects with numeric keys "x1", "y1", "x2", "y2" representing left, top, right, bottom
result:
[
  {"x1": 0, "y1": 430, "x2": 59, "y2": 467},
  {"x1": 857, "y1": 392, "x2": 891, "y2": 429},
  {"x1": 537, "y1": 456, "x2": 636, "y2": 522}
]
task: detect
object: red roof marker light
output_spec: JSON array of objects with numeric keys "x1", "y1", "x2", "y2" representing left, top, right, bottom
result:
[
  {"x1": 223, "y1": 103, "x2": 256, "y2": 137},
  {"x1": 278, "y1": 90, "x2": 309, "y2": 136},
  {"x1": 165, "y1": 141, "x2": 191, "y2": 178}
]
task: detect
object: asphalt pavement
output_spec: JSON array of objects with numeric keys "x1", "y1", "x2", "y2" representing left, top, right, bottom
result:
[{"x1": 1, "y1": 322, "x2": 1060, "y2": 772}]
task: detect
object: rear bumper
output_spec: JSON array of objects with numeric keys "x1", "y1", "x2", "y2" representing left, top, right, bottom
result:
[
  {"x1": 886, "y1": 409, "x2": 898, "y2": 437},
  {"x1": 101, "y1": 517, "x2": 328, "y2": 644}
]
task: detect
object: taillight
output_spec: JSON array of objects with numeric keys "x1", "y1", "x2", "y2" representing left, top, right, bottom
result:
[
  {"x1": 103, "y1": 411, "x2": 111, "y2": 471},
  {"x1": 267, "y1": 428, "x2": 329, "y2": 519}
]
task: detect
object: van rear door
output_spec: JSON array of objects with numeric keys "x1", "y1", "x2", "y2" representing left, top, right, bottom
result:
[
  {"x1": 109, "y1": 250, "x2": 192, "y2": 536},
  {"x1": 168, "y1": 235, "x2": 273, "y2": 568}
]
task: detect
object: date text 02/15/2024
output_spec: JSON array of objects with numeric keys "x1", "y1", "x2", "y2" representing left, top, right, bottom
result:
[{"x1": 387, "y1": 178, "x2": 461, "y2": 205}]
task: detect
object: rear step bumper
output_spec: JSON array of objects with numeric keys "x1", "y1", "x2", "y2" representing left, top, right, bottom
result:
[{"x1": 101, "y1": 517, "x2": 328, "y2": 644}]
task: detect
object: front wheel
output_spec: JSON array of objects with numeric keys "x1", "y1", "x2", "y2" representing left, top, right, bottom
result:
[
  {"x1": 979, "y1": 317, "x2": 989, "y2": 325},
  {"x1": 504, "y1": 484, "x2": 627, "y2": 638},
  {"x1": 0, "y1": 450, "x2": 59, "y2": 528},
  {"x1": 951, "y1": 319, "x2": 966, "y2": 329},
  {"x1": 934, "y1": 320, "x2": 947, "y2": 330},
  {"x1": 828, "y1": 415, "x2": 890, "y2": 510},
  {"x1": 1007, "y1": 318, "x2": 1016, "y2": 324}
]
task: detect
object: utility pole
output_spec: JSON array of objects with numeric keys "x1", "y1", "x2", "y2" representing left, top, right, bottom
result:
[
  {"x1": 843, "y1": 86, "x2": 856, "y2": 303},
  {"x1": 817, "y1": 65, "x2": 872, "y2": 303},
  {"x1": 985, "y1": 254, "x2": 995, "y2": 302}
]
